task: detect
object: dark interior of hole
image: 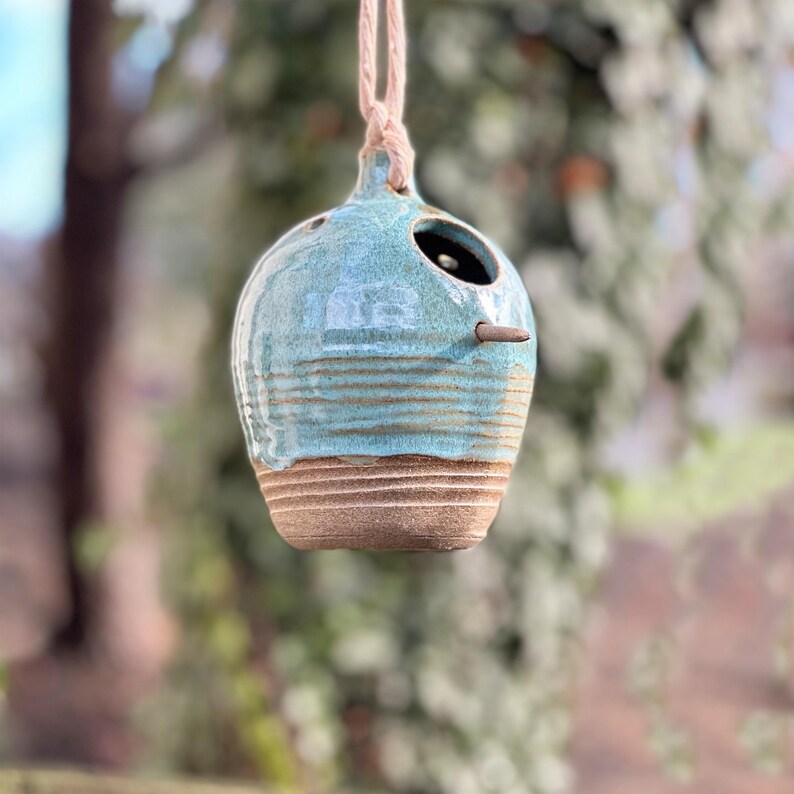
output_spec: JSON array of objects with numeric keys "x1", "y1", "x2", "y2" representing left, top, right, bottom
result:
[{"x1": 414, "y1": 231, "x2": 495, "y2": 285}]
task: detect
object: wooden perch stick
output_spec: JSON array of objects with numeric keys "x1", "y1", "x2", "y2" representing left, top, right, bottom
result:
[{"x1": 474, "y1": 322, "x2": 532, "y2": 343}]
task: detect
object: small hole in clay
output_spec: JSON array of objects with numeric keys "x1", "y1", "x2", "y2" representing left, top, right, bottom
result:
[
  {"x1": 413, "y1": 220, "x2": 497, "y2": 285},
  {"x1": 306, "y1": 216, "x2": 328, "y2": 231}
]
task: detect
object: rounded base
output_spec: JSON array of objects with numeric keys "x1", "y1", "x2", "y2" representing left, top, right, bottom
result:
[{"x1": 254, "y1": 455, "x2": 511, "y2": 551}]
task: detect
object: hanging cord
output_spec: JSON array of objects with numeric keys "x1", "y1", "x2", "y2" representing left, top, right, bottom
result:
[{"x1": 359, "y1": 0, "x2": 415, "y2": 191}]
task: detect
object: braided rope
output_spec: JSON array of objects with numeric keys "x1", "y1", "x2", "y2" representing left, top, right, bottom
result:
[{"x1": 358, "y1": 0, "x2": 415, "y2": 190}]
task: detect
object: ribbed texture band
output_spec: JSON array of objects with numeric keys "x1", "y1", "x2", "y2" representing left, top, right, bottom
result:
[
  {"x1": 255, "y1": 455, "x2": 512, "y2": 550},
  {"x1": 244, "y1": 355, "x2": 533, "y2": 467}
]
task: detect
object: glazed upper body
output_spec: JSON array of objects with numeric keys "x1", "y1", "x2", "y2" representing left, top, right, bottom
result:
[{"x1": 232, "y1": 151, "x2": 536, "y2": 471}]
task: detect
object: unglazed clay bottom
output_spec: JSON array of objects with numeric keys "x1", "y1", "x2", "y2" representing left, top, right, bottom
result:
[{"x1": 254, "y1": 455, "x2": 511, "y2": 551}]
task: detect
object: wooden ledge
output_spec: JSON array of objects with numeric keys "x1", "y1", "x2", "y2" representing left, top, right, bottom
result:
[{"x1": 0, "y1": 769, "x2": 266, "y2": 794}]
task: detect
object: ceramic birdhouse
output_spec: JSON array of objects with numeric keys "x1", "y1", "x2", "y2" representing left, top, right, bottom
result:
[{"x1": 232, "y1": 150, "x2": 536, "y2": 551}]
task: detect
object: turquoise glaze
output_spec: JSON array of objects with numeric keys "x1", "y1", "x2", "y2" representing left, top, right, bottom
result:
[{"x1": 232, "y1": 151, "x2": 536, "y2": 472}]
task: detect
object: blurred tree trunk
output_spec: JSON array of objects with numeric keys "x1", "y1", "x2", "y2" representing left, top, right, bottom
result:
[{"x1": 47, "y1": 0, "x2": 133, "y2": 648}]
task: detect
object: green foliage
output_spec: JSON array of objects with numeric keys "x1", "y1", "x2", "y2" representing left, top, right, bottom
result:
[
  {"x1": 144, "y1": 1, "x2": 790, "y2": 791},
  {"x1": 614, "y1": 423, "x2": 794, "y2": 536},
  {"x1": 738, "y1": 711, "x2": 793, "y2": 776},
  {"x1": 73, "y1": 522, "x2": 122, "y2": 574}
]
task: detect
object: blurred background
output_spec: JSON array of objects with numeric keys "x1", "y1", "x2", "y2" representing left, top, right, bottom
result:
[{"x1": 0, "y1": 0, "x2": 793, "y2": 792}]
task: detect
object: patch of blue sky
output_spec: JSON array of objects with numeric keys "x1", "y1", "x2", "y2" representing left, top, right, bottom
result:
[{"x1": 0, "y1": 0, "x2": 68, "y2": 239}]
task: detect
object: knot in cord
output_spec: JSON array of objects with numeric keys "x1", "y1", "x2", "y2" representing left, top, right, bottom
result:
[{"x1": 358, "y1": 0, "x2": 415, "y2": 191}]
